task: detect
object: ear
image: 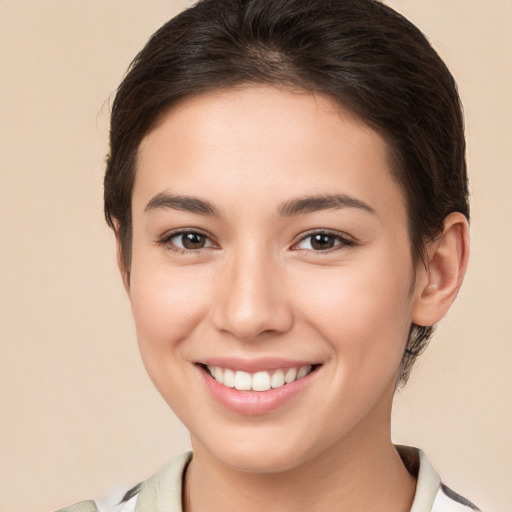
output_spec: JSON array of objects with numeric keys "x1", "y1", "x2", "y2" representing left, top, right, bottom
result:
[
  {"x1": 113, "y1": 221, "x2": 131, "y2": 295},
  {"x1": 412, "y1": 212, "x2": 470, "y2": 327}
]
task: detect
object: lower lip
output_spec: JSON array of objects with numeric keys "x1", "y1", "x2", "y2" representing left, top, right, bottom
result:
[{"x1": 197, "y1": 365, "x2": 318, "y2": 415}]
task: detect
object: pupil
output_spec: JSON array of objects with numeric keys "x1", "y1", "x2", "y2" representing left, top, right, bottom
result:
[
  {"x1": 312, "y1": 234, "x2": 334, "y2": 250},
  {"x1": 183, "y1": 233, "x2": 205, "y2": 249}
]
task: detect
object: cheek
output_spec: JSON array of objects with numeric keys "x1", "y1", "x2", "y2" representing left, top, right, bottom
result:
[
  {"x1": 128, "y1": 260, "x2": 212, "y2": 362},
  {"x1": 292, "y1": 256, "x2": 414, "y2": 378},
  {"x1": 127, "y1": 261, "x2": 216, "y2": 416}
]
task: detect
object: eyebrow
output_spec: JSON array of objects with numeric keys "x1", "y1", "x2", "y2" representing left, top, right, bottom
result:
[
  {"x1": 277, "y1": 194, "x2": 376, "y2": 216},
  {"x1": 145, "y1": 192, "x2": 222, "y2": 217},
  {"x1": 144, "y1": 192, "x2": 375, "y2": 218}
]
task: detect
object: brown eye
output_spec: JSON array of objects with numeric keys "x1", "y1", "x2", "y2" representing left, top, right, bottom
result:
[
  {"x1": 163, "y1": 231, "x2": 215, "y2": 251},
  {"x1": 180, "y1": 232, "x2": 207, "y2": 249},
  {"x1": 294, "y1": 231, "x2": 354, "y2": 252},
  {"x1": 310, "y1": 234, "x2": 336, "y2": 250}
]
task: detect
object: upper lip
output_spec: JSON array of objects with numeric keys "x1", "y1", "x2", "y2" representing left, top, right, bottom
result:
[{"x1": 197, "y1": 356, "x2": 321, "y2": 373}]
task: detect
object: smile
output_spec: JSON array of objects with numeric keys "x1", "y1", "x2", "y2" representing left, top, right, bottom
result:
[
  {"x1": 197, "y1": 359, "x2": 322, "y2": 415},
  {"x1": 206, "y1": 364, "x2": 314, "y2": 392}
]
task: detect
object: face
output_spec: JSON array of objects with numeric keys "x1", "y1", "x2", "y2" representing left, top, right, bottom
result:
[{"x1": 128, "y1": 85, "x2": 422, "y2": 473}]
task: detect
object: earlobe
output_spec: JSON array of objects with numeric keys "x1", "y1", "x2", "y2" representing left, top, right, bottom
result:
[{"x1": 412, "y1": 212, "x2": 469, "y2": 327}]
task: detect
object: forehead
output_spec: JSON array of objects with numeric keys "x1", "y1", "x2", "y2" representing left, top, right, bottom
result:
[{"x1": 134, "y1": 85, "x2": 406, "y2": 221}]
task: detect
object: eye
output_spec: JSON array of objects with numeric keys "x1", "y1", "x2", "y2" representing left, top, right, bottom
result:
[
  {"x1": 293, "y1": 231, "x2": 354, "y2": 251},
  {"x1": 158, "y1": 230, "x2": 216, "y2": 252}
]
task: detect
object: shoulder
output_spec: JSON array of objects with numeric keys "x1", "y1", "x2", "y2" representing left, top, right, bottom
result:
[{"x1": 55, "y1": 452, "x2": 192, "y2": 512}]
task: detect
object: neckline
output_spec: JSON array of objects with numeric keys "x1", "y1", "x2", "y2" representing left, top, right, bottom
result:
[{"x1": 134, "y1": 446, "x2": 440, "y2": 512}]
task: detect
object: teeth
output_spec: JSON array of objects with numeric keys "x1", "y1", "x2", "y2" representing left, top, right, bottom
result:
[
  {"x1": 252, "y1": 371, "x2": 271, "y2": 391},
  {"x1": 223, "y1": 368, "x2": 235, "y2": 388},
  {"x1": 284, "y1": 367, "x2": 297, "y2": 383},
  {"x1": 234, "y1": 371, "x2": 252, "y2": 390},
  {"x1": 271, "y1": 369, "x2": 285, "y2": 388},
  {"x1": 212, "y1": 366, "x2": 224, "y2": 384},
  {"x1": 297, "y1": 365, "x2": 311, "y2": 379},
  {"x1": 206, "y1": 364, "x2": 314, "y2": 392}
]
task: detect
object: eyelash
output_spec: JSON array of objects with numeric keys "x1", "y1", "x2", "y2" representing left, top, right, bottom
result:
[
  {"x1": 156, "y1": 229, "x2": 355, "y2": 255},
  {"x1": 156, "y1": 229, "x2": 218, "y2": 255},
  {"x1": 292, "y1": 229, "x2": 356, "y2": 253}
]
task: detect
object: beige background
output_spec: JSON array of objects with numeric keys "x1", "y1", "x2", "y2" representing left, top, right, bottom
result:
[{"x1": 0, "y1": 1, "x2": 510, "y2": 511}]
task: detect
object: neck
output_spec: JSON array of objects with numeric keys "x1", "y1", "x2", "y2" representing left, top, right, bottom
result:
[{"x1": 183, "y1": 408, "x2": 415, "y2": 512}]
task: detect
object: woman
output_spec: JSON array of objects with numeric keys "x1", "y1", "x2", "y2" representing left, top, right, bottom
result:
[{"x1": 59, "y1": 0, "x2": 479, "y2": 510}]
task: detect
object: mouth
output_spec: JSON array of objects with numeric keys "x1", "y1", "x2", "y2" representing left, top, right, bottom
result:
[
  {"x1": 195, "y1": 358, "x2": 322, "y2": 414},
  {"x1": 200, "y1": 363, "x2": 320, "y2": 392}
]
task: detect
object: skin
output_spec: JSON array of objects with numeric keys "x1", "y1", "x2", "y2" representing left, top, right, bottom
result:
[{"x1": 120, "y1": 85, "x2": 469, "y2": 512}]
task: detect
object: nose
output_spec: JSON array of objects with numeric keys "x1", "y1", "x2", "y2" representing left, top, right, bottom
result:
[{"x1": 210, "y1": 249, "x2": 294, "y2": 341}]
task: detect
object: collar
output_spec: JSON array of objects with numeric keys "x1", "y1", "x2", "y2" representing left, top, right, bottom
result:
[
  {"x1": 134, "y1": 446, "x2": 441, "y2": 512},
  {"x1": 134, "y1": 451, "x2": 192, "y2": 512},
  {"x1": 396, "y1": 445, "x2": 441, "y2": 512}
]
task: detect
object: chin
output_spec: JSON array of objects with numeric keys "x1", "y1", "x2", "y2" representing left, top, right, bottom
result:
[
  {"x1": 216, "y1": 445, "x2": 307, "y2": 474},
  {"x1": 191, "y1": 423, "x2": 330, "y2": 475}
]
